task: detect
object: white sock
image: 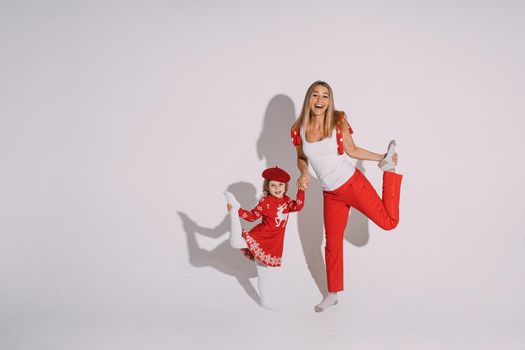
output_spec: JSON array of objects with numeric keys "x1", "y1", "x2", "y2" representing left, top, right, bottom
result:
[
  {"x1": 255, "y1": 259, "x2": 279, "y2": 311},
  {"x1": 223, "y1": 191, "x2": 240, "y2": 209},
  {"x1": 223, "y1": 191, "x2": 246, "y2": 249},
  {"x1": 314, "y1": 292, "x2": 338, "y2": 312},
  {"x1": 378, "y1": 139, "x2": 396, "y2": 172}
]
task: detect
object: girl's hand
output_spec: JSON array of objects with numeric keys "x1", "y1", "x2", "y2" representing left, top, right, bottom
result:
[
  {"x1": 297, "y1": 173, "x2": 309, "y2": 191},
  {"x1": 227, "y1": 204, "x2": 232, "y2": 212}
]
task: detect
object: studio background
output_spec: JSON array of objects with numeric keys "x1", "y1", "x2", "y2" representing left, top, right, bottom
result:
[{"x1": 1, "y1": 1, "x2": 524, "y2": 349}]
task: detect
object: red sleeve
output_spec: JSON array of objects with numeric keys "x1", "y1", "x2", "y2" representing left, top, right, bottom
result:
[
  {"x1": 287, "y1": 189, "x2": 305, "y2": 213},
  {"x1": 238, "y1": 198, "x2": 268, "y2": 222},
  {"x1": 336, "y1": 111, "x2": 353, "y2": 134},
  {"x1": 291, "y1": 125, "x2": 301, "y2": 147}
]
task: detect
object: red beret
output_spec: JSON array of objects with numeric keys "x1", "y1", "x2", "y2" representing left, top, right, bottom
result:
[{"x1": 262, "y1": 166, "x2": 290, "y2": 183}]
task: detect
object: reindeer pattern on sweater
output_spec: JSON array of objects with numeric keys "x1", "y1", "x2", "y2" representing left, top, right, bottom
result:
[{"x1": 238, "y1": 190, "x2": 305, "y2": 267}]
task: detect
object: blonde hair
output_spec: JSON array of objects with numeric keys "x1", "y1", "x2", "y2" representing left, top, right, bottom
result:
[
  {"x1": 293, "y1": 81, "x2": 339, "y2": 139},
  {"x1": 263, "y1": 179, "x2": 288, "y2": 197}
]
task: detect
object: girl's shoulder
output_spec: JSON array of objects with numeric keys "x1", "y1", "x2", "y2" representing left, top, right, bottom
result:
[{"x1": 259, "y1": 195, "x2": 277, "y2": 205}]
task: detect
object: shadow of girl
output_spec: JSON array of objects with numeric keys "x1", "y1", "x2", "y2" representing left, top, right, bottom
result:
[
  {"x1": 344, "y1": 160, "x2": 371, "y2": 247},
  {"x1": 256, "y1": 94, "x2": 328, "y2": 296},
  {"x1": 177, "y1": 182, "x2": 260, "y2": 304}
]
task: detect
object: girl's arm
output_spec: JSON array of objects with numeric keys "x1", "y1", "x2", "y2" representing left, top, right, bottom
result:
[
  {"x1": 238, "y1": 199, "x2": 268, "y2": 222},
  {"x1": 296, "y1": 144, "x2": 310, "y2": 190},
  {"x1": 341, "y1": 126, "x2": 384, "y2": 161},
  {"x1": 287, "y1": 189, "x2": 305, "y2": 212}
]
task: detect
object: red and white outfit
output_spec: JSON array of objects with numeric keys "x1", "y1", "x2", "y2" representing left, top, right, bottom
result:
[
  {"x1": 238, "y1": 190, "x2": 305, "y2": 267},
  {"x1": 291, "y1": 112, "x2": 403, "y2": 292}
]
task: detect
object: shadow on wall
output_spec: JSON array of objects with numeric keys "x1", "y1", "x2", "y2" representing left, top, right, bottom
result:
[
  {"x1": 344, "y1": 160, "x2": 370, "y2": 247},
  {"x1": 256, "y1": 95, "x2": 326, "y2": 297},
  {"x1": 177, "y1": 181, "x2": 260, "y2": 304}
]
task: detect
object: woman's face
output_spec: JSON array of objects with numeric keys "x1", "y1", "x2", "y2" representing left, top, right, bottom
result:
[
  {"x1": 309, "y1": 84, "x2": 330, "y2": 116},
  {"x1": 268, "y1": 180, "x2": 286, "y2": 199}
]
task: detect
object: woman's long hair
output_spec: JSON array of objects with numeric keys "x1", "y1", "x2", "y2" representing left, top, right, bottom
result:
[{"x1": 294, "y1": 80, "x2": 338, "y2": 139}]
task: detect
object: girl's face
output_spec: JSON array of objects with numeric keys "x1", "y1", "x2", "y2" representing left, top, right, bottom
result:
[
  {"x1": 309, "y1": 85, "x2": 330, "y2": 116},
  {"x1": 268, "y1": 180, "x2": 286, "y2": 198}
]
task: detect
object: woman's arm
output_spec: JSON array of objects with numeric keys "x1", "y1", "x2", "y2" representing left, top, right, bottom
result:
[
  {"x1": 296, "y1": 144, "x2": 310, "y2": 190},
  {"x1": 341, "y1": 126, "x2": 385, "y2": 161}
]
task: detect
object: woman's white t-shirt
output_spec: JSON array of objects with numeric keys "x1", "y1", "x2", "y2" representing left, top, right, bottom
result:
[{"x1": 301, "y1": 127, "x2": 355, "y2": 191}]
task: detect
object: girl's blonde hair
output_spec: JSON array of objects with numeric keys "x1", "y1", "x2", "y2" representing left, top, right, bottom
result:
[
  {"x1": 293, "y1": 80, "x2": 338, "y2": 139},
  {"x1": 263, "y1": 179, "x2": 288, "y2": 197}
]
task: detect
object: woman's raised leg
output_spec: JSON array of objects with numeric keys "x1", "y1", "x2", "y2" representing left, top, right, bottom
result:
[{"x1": 350, "y1": 170, "x2": 402, "y2": 231}]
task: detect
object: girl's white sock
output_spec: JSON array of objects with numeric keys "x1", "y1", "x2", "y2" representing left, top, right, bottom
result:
[
  {"x1": 223, "y1": 191, "x2": 246, "y2": 249},
  {"x1": 223, "y1": 191, "x2": 240, "y2": 209}
]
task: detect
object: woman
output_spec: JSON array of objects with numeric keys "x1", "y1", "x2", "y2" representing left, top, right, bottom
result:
[{"x1": 291, "y1": 81, "x2": 403, "y2": 312}]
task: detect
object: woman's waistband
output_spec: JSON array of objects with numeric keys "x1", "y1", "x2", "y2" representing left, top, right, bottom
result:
[{"x1": 322, "y1": 168, "x2": 362, "y2": 194}]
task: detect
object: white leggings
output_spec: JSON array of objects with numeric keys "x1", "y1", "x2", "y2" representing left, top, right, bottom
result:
[
  {"x1": 228, "y1": 208, "x2": 247, "y2": 249},
  {"x1": 228, "y1": 209, "x2": 273, "y2": 308}
]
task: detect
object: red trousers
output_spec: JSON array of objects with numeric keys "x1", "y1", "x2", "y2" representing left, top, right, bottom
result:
[{"x1": 323, "y1": 169, "x2": 403, "y2": 292}]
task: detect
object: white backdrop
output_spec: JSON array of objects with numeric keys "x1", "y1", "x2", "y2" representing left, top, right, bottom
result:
[{"x1": 1, "y1": 1, "x2": 524, "y2": 349}]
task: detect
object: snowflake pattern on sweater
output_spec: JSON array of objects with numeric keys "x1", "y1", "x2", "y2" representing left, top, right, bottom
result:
[{"x1": 238, "y1": 190, "x2": 305, "y2": 267}]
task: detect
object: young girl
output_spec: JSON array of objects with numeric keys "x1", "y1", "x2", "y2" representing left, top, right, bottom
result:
[{"x1": 223, "y1": 166, "x2": 306, "y2": 310}]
